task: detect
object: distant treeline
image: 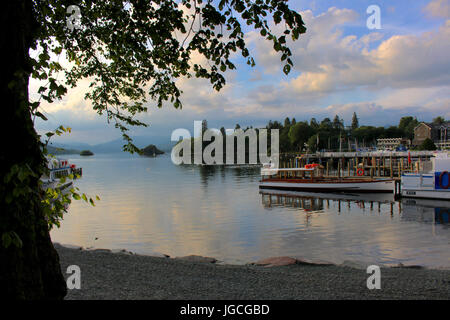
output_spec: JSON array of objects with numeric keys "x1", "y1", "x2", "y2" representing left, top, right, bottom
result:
[
  {"x1": 46, "y1": 145, "x2": 80, "y2": 155},
  {"x1": 208, "y1": 114, "x2": 446, "y2": 154},
  {"x1": 261, "y1": 113, "x2": 418, "y2": 153},
  {"x1": 174, "y1": 115, "x2": 446, "y2": 164}
]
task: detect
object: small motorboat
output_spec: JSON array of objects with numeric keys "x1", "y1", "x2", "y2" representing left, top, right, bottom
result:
[{"x1": 401, "y1": 153, "x2": 450, "y2": 200}]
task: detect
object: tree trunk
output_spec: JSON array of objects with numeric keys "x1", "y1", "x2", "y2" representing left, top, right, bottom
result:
[{"x1": 0, "y1": 0, "x2": 67, "y2": 299}]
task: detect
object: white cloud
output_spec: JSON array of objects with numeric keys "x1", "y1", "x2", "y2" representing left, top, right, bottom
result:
[
  {"x1": 424, "y1": 0, "x2": 450, "y2": 18},
  {"x1": 33, "y1": 4, "x2": 450, "y2": 142},
  {"x1": 278, "y1": 11, "x2": 450, "y2": 96},
  {"x1": 237, "y1": 7, "x2": 450, "y2": 121}
]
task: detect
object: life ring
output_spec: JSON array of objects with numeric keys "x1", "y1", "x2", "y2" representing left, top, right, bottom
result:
[
  {"x1": 357, "y1": 168, "x2": 364, "y2": 176},
  {"x1": 439, "y1": 171, "x2": 449, "y2": 189}
]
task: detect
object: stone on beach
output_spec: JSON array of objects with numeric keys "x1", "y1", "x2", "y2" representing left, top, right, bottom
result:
[
  {"x1": 255, "y1": 256, "x2": 297, "y2": 267},
  {"x1": 111, "y1": 249, "x2": 134, "y2": 255},
  {"x1": 254, "y1": 256, "x2": 334, "y2": 267},
  {"x1": 57, "y1": 243, "x2": 83, "y2": 250},
  {"x1": 389, "y1": 263, "x2": 424, "y2": 269},
  {"x1": 175, "y1": 255, "x2": 217, "y2": 263},
  {"x1": 85, "y1": 248, "x2": 111, "y2": 253},
  {"x1": 295, "y1": 258, "x2": 333, "y2": 266},
  {"x1": 109, "y1": 249, "x2": 169, "y2": 258},
  {"x1": 141, "y1": 252, "x2": 170, "y2": 258}
]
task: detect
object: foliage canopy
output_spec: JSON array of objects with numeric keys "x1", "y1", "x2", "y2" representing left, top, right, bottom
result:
[
  {"x1": 9, "y1": 0, "x2": 307, "y2": 230},
  {"x1": 31, "y1": 0, "x2": 306, "y2": 152}
]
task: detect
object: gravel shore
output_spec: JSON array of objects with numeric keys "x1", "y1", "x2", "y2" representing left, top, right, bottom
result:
[{"x1": 55, "y1": 244, "x2": 450, "y2": 300}]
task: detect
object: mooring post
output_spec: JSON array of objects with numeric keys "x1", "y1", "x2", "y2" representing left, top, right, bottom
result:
[
  {"x1": 390, "y1": 155, "x2": 393, "y2": 178},
  {"x1": 347, "y1": 160, "x2": 350, "y2": 177},
  {"x1": 337, "y1": 160, "x2": 341, "y2": 178}
]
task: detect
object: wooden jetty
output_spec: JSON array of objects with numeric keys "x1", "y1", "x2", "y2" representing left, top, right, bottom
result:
[{"x1": 276, "y1": 151, "x2": 442, "y2": 198}]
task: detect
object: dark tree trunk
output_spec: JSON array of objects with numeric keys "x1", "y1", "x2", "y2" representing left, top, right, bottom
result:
[{"x1": 0, "y1": 0, "x2": 67, "y2": 299}]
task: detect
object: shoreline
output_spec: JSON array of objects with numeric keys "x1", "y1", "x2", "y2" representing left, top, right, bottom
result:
[
  {"x1": 55, "y1": 243, "x2": 450, "y2": 300},
  {"x1": 54, "y1": 242, "x2": 450, "y2": 271}
]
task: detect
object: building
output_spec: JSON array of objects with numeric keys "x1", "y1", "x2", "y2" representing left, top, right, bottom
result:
[
  {"x1": 413, "y1": 122, "x2": 450, "y2": 149},
  {"x1": 376, "y1": 138, "x2": 410, "y2": 150}
]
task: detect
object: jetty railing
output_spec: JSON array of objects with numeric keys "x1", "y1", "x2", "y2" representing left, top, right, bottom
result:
[{"x1": 277, "y1": 151, "x2": 448, "y2": 180}]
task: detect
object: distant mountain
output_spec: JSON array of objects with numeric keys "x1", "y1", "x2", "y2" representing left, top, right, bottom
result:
[
  {"x1": 90, "y1": 135, "x2": 174, "y2": 153},
  {"x1": 48, "y1": 135, "x2": 176, "y2": 154},
  {"x1": 46, "y1": 145, "x2": 80, "y2": 155},
  {"x1": 49, "y1": 141, "x2": 92, "y2": 151}
]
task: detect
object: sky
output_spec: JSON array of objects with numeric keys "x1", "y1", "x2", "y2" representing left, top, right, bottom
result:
[{"x1": 32, "y1": 0, "x2": 450, "y2": 145}]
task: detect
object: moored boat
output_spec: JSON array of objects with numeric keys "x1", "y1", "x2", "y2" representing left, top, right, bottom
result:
[
  {"x1": 401, "y1": 153, "x2": 450, "y2": 200},
  {"x1": 260, "y1": 164, "x2": 394, "y2": 193},
  {"x1": 41, "y1": 156, "x2": 82, "y2": 194}
]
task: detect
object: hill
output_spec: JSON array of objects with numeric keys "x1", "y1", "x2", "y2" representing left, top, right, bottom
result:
[
  {"x1": 46, "y1": 145, "x2": 80, "y2": 155},
  {"x1": 141, "y1": 145, "x2": 164, "y2": 157}
]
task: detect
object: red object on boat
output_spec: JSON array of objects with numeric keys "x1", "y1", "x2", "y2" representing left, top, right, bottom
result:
[
  {"x1": 305, "y1": 163, "x2": 319, "y2": 169},
  {"x1": 70, "y1": 164, "x2": 76, "y2": 169},
  {"x1": 408, "y1": 151, "x2": 411, "y2": 164}
]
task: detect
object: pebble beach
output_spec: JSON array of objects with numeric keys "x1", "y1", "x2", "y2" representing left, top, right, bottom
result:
[{"x1": 55, "y1": 244, "x2": 450, "y2": 300}]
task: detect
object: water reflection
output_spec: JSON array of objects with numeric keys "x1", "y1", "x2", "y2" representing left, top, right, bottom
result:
[
  {"x1": 401, "y1": 198, "x2": 450, "y2": 226},
  {"x1": 52, "y1": 154, "x2": 450, "y2": 268},
  {"x1": 260, "y1": 190, "x2": 449, "y2": 226}
]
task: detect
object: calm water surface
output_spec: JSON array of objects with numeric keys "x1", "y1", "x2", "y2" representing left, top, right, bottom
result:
[{"x1": 51, "y1": 153, "x2": 450, "y2": 268}]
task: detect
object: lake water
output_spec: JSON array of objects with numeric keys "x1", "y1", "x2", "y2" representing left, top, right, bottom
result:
[{"x1": 51, "y1": 153, "x2": 450, "y2": 268}]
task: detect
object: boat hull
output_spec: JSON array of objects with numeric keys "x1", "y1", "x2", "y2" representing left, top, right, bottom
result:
[
  {"x1": 259, "y1": 179, "x2": 395, "y2": 193},
  {"x1": 401, "y1": 189, "x2": 450, "y2": 200},
  {"x1": 401, "y1": 171, "x2": 450, "y2": 200}
]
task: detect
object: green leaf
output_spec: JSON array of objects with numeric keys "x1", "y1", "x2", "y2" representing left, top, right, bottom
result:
[
  {"x1": 34, "y1": 112, "x2": 48, "y2": 121},
  {"x1": 2, "y1": 233, "x2": 12, "y2": 248}
]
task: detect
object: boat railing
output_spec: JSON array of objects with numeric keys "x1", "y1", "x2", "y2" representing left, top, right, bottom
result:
[
  {"x1": 261, "y1": 166, "x2": 396, "y2": 182},
  {"x1": 48, "y1": 166, "x2": 82, "y2": 180}
]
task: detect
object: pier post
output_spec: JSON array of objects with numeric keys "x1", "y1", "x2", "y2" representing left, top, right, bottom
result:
[
  {"x1": 337, "y1": 160, "x2": 341, "y2": 178},
  {"x1": 390, "y1": 156, "x2": 393, "y2": 178},
  {"x1": 347, "y1": 160, "x2": 350, "y2": 177}
]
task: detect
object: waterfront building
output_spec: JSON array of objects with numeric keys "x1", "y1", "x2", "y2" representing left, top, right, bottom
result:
[{"x1": 413, "y1": 122, "x2": 450, "y2": 149}]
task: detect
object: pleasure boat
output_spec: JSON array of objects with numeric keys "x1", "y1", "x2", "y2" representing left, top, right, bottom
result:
[
  {"x1": 401, "y1": 153, "x2": 450, "y2": 200},
  {"x1": 260, "y1": 163, "x2": 394, "y2": 193},
  {"x1": 40, "y1": 156, "x2": 82, "y2": 193}
]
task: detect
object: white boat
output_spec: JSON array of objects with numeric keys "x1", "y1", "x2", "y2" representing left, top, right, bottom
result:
[
  {"x1": 401, "y1": 153, "x2": 450, "y2": 200},
  {"x1": 41, "y1": 156, "x2": 82, "y2": 194},
  {"x1": 260, "y1": 164, "x2": 394, "y2": 193}
]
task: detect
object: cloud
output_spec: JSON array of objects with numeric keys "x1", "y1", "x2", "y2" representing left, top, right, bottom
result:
[
  {"x1": 278, "y1": 10, "x2": 450, "y2": 96},
  {"x1": 33, "y1": 4, "x2": 450, "y2": 143},
  {"x1": 246, "y1": 8, "x2": 361, "y2": 74},
  {"x1": 424, "y1": 0, "x2": 450, "y2": 18},
  {"x1": 237, "y1": 6, "x2": 450, "y2": 121}
]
